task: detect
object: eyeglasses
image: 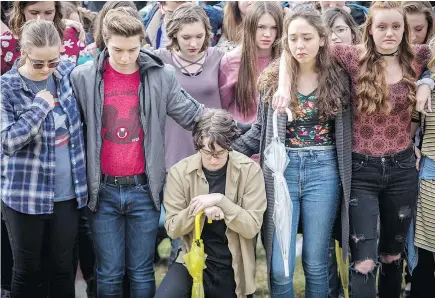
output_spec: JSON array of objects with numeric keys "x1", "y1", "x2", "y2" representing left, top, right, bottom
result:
[
  {"x1": 330, "y1": 25, "x2": 350, "y2": 37},
  {"x1": 27, "y1": 55, "x2": 60, "y2": 70},
  {"x1": 200, "y1": 149, "x2": 228, "y2": 159}
]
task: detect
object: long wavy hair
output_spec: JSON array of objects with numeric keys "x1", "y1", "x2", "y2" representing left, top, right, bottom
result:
[
  {"x1": 9, "y1": 1, "x2": 64, "y2": 39},
  {"x1": 357, "y1": 1, "x2": 416, "y2": 115},
  {"x1": 234, "y1": 1, "x2": 283, "y2": 117},
  {"x1": 262, "y1": 8, "x2": 346, "y2": 121}
]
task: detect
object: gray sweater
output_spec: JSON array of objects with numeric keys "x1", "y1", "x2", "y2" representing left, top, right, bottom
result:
[{"x1": 232, "y1": 70, "x2": 352, "y2": 289}]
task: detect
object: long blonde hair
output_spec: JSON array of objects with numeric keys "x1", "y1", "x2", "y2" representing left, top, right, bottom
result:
[{"x1": 357, "y1": 1, "x2": 416, "y2": 115}]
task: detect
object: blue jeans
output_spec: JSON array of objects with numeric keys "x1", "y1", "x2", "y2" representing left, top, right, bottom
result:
[
  {"x1": 88, "y1": 179, "x2": 159, "y2": 298},
  {"x1": 271, "y1": 149, "x2": 340, "y2": 298}
]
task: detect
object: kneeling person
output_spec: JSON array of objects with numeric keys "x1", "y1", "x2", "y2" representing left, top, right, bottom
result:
[{"x1": 156, "y1": 110, "x2": 267, "y2": 298}]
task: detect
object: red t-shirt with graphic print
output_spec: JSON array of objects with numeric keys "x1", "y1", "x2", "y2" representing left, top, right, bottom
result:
[{"x1": 101, "y1": 60, "x2": 145, "y2": 176}]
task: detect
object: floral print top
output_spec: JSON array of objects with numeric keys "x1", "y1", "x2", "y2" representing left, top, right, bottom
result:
[
  {"x1": 1, "y1": 27, "x2": 85, "y2": 75},
  {"x1": 285, "y1": 91, "x2": 335, "y2": 148}
]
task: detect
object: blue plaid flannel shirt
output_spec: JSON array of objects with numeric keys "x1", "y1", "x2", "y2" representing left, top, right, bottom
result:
[{"x1": 1, "y1": 60, "x2": 88, "y2": 214}]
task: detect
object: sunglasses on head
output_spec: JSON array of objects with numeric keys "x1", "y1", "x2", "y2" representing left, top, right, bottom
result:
[{"x1": 26, "y1": 55, "x2": 60, "y2": 70}]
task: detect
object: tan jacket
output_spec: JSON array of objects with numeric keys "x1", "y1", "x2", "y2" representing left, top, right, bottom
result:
[{"x1": 164, "y1": 151, "x2": 267, "y2": 298}]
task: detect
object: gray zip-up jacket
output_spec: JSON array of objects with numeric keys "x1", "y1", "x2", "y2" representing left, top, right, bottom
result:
[{"x1": 70, "y1": 48, "x2": 204, "y2": 212}]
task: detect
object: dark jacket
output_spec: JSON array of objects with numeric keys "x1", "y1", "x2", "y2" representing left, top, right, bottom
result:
[{"x1": 70, "y1": 48, "x2": 204, "y2": 212}]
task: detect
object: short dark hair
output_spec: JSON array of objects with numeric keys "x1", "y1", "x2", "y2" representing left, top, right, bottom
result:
[{"x1": 193, "y1": 109, "x2": 241, "y2": 153}]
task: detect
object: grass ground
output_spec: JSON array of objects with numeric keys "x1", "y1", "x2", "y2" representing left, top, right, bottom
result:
[{"x1": 155, "y1": 238, "x2": 306, "y2": 298}]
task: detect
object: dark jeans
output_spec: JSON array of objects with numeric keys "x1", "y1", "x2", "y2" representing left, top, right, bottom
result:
[
  {"x1": 410, "y1": 247, "x2": 435, "y2": 298},
  {"x1": 349, "y1": 147, "x2": 418, "y2": 298},
  {"x1": 88, "y1": 179, "x2": 159, "y2": 298},
  {"x1": 1, "y1": 200, "x2": 79, "y2": 298},
  {"x1": 155, "y1": 262, "x2": 253, "y2": 298}
]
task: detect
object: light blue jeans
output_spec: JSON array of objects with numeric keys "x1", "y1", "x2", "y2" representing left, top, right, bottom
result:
[{"x1": 271, "y1": 149, "x2": 340, "y2": 298}]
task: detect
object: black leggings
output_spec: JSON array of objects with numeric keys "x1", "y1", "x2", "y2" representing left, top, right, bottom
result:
[
  {"x1": 2, "y1": 200, "x2": 79, "y2": 298},
  {"x1": 155, "y1": 262, "x2": 253, "y2": 298}
]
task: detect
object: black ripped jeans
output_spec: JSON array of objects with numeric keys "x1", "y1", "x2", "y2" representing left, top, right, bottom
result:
[{"x1": 349, "y1": 147, "x2": 418, "y2": 298}]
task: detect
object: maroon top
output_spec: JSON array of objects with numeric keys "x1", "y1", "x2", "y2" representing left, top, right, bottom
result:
[{"x1": 332, "y1": 44, "x2": 430, "y2": 156}]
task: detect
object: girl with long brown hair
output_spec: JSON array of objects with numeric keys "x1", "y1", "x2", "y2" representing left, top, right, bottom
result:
[
  {"x1": 232, "y1": 7, "x2": 351, "y2": 297},
  {"x1": 219, "y1": 1, "x2": 283, "y2": 133},
  {"x1": 0, "y1": 1, "x2": 85, "y2": 74},
  {"x1": 274, "y1": 2, "x2": 432, "y2": 297}
]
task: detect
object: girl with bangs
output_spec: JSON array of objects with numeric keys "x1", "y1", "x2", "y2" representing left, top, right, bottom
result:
[
  {"x1": 232, "y1": 7, "x2": 351, "y2": 297},
  {"x1": 274, "y1": 2, "x2": 433, "y2": 297}
]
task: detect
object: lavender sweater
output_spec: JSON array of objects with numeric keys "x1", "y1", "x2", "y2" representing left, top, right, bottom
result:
[{"x1": 154, "y1": 47, "x2": 224, "y2": 170}]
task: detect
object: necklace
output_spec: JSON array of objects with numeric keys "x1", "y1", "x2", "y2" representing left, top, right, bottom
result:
[
  {"x1": 172, "y1": 52, "x2": 206, "y2": 77},
  {"x1": 376, "y1": 49, "x2": 399, "y2": 57}
]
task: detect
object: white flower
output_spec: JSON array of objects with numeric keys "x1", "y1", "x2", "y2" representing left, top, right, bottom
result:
[
  {"x1": 1, "y1": 41, "x2": 9, "y2": 48},
  {"x1": 4, "y1": 52, "x2": 13, "y2": 62},
  {"x1": 0, "y1": 34, "x2": 12, "y2": 41},
  {"x1": 64, "y1": 39, "x2": 73, "y2": 49}
]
